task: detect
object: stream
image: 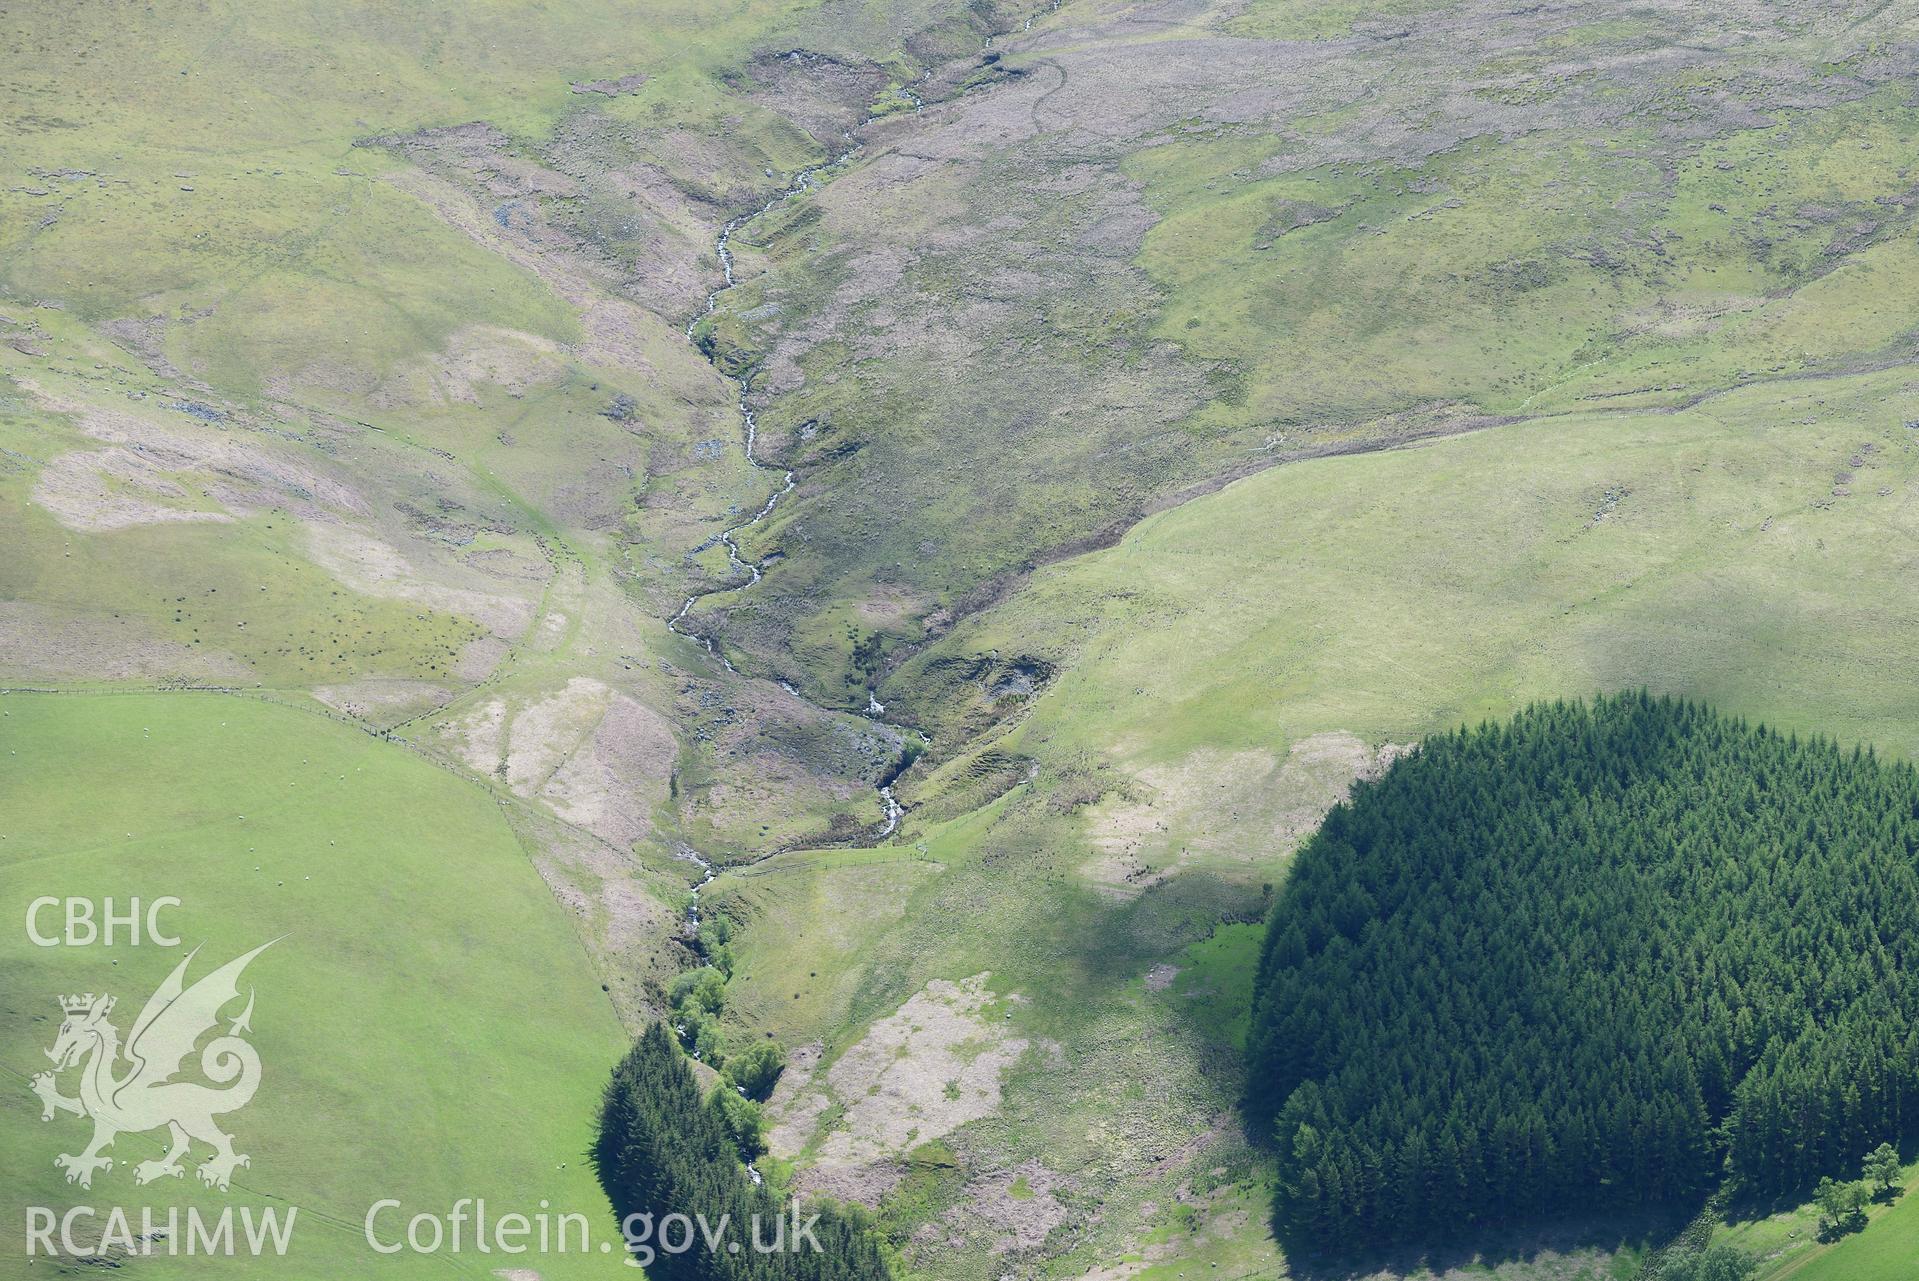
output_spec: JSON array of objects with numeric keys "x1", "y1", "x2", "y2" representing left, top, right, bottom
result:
[
  {"x1": 654, "y1": 23, "x2": 1044, "y2": 1193},
  {"x1": 667, "y1": 133, "x2": 914, "y2": 942}
]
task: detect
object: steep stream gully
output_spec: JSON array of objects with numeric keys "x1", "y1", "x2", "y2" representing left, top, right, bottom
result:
[
  {"x1": 662, "y1": 10, "x2": 1043, "y2": 943},
  {"x1": 655, "y1": 27, "x2": 1036, "y2": 1178},
  {"x1": 665, "y1": 134, "x2": 918, "y2": 934}
]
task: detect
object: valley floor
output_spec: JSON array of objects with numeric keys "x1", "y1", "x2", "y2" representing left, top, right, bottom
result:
[{"x1": 5, "y1": 0, "x2": 1919, "y2": 1277}]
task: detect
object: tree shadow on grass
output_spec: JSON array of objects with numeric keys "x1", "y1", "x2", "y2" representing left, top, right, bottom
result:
[{"x1": 1271, "y1": 1202, "x2": 1693, "y2": 1281}]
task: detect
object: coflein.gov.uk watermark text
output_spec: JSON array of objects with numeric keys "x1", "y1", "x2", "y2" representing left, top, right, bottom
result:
[
  {"x1": 368, "y1": 1198, "x2": 830, "y2": 1267},
  {"x1": 28, "y1": 1199, "x2": 831, "y2": 1266}
]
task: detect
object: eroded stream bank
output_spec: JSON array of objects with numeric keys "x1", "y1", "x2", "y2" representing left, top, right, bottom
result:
[
  {"x1": 667, "y1": 137, "x2": 913, "y2": 943},
  {"x1": 661, "y1": 17, "x2": 1047, "y2": 939}
]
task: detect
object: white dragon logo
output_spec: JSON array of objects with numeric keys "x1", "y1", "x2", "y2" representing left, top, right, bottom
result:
[{"x1": 30, "y1": 941, "x2": 277, "y2": 1192}]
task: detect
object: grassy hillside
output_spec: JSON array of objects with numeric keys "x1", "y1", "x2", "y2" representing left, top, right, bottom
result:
[
  {"x1": 689, "y1": 0, "x2": 1919, "y2": 702},
  {"x1": 0, "y1": 0, "x2": 1021, "y2": 921},
  {"x1": 0, "y1": 692, "x2": 626, "y2": 1277},
  {"x1": 900, "y1": 364, "x2": 1919, "y2": 764},
  {"x1": 1758, "y1": 1191, "x2": 1919, "y2": 1281},
  {"x1": 1712, "y1": 1155, "x2": 1919, "y2": 1281},
  {"x1": 10, "y1": 0, "x2": 1919, "y2": 1277},
  {"x1": 710, "y1": 364, "x2": 1919, "y2": 1277}
]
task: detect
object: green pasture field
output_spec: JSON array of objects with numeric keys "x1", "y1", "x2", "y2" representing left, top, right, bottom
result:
[
  {"x1": 0, "y1": 692, "x2": 627, "y2": 1277},
  {"x1": 724, "y1": 364, "x2": 1919, "y2": 1276}
]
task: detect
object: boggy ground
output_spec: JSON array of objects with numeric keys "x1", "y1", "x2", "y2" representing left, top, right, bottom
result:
[
  {"x1": 716, "y1": 364, "x2": 1919, "y2": 1280},
  {"x1": 0, "y1": 0, "x2": 1022, "y2": 1021},
  {"x1": 686, "y1": 0, "x2": 1919, "y2": 706},
  {"x1": 8, "y1": 2, "x2": 1919, "y2": 1280}
]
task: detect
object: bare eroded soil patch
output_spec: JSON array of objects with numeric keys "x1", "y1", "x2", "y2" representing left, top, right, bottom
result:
[{"x1": 769, "y1": 974, "x2": 1028, "y2": 1204}]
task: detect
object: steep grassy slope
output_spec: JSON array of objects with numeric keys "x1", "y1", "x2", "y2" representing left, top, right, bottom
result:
[
  {"x1": 0, "y1": 0, "x2": 1023, "y2": 964},
  {"x1": 1714, "y1": 1155, "x2": 1919, "y2": 1281},
  {"x1": 902, "y1": 364, "x2": 1919, "y2": 770},
  {"x1": 0, "y1": 4, "x2": 1060, "y2": 1273},
  {"x1": 685, "y1": 0, "x2": 1919, "y2": 703},
  {"x1": 1751, "y1": 1186, "x2": 1919, "y2": 1280},
  {"x1": 710, "y1": 364, "x2": 1919, "y2": 1277},
  {"x1": 11, "y1": 0, "x2": 1919, "y2": 1276},
  {"x1": 0, "y1": 692, "x2": 625, "y2": 1277}
]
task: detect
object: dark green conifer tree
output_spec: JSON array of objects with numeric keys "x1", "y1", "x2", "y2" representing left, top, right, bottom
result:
[{"x1": 1246, "y1": 694, "x2": 1919, "y2": 1248}]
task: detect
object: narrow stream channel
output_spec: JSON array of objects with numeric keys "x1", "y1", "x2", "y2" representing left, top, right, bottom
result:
[
  {"x1": 655, "y1": 22, "x2": 1040, "y2": 1189},
  {"x1": 667, "y1": 132, "x2": 915, "y2": 946}
]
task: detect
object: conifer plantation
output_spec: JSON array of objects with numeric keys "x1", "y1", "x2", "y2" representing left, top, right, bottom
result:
[
  {"x1": 1247, "y1": 694, "x2": 1919, "y2": 1249},
  {"x1": 594, "y1": 1025, "x2": 891, "y2": 1279}
]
